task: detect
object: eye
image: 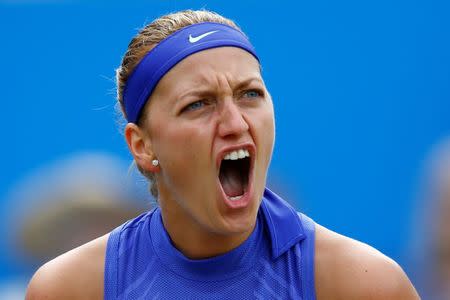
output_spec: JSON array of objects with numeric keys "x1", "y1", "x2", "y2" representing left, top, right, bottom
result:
[
  {"x1": 242, "y1": 89, "x2": 263, "y2": 99},
  {"x1": 181, "y1": 99, "x2": 207, "y2": 113}
]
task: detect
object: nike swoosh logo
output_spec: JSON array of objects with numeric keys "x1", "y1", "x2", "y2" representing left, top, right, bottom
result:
[{"x1": 188, "y1": 30, "x2": 219, "y2": 43}]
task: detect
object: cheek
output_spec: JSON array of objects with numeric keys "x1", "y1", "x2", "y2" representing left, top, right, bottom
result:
[
  {"x1": 153, "y1": 122, "x2": 213, "y2": 181},
  {"x1": 254, "y1": 107, "x2": 275, "y2": 155},
  {"x1": 246, "y1": 106, "x2": 275, "y2": 186}
]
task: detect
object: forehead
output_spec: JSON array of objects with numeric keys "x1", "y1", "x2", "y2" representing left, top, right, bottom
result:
[{"x1": 153, "y1": 47, "x2": 262, "y2": 96}]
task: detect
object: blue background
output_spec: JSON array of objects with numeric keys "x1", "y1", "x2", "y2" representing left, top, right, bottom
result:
[{"x1": 1, "y1": 0, "x2": 449, "y2": 288}]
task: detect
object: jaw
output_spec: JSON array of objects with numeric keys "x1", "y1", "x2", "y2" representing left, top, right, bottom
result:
[{"x1": 156, "y1": 138, "x2": 267, "y2": 236}]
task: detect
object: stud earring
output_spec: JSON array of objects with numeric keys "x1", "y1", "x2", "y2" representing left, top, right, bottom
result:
[{"x1": 152, "y1": 159, "x2": 159, "y2": 167}]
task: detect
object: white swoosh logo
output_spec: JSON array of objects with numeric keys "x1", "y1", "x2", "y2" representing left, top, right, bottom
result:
[{"x1": 188, "y1": 30, "x2": 219, "y2": 43}]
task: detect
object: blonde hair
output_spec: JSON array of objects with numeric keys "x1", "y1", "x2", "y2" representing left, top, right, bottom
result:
[{"x1": 116, "y1": 10, "x2": 242, "y2": 198}]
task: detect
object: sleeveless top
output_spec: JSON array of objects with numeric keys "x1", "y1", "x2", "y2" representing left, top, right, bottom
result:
[{"x1": 104, "y1": 188, "x2": 316, "y2": 299}]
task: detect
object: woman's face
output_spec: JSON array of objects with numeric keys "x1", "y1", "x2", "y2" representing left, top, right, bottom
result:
[{"x1": 141, "y1": 47, "x2": 274, "y2": 236}]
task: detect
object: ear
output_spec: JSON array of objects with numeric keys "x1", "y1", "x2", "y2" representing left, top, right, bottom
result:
[{"x1": 124, "y1": 123, "x2": 160, "y2": 173}]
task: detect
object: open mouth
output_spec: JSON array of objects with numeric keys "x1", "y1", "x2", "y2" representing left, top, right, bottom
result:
[{"x1": 219, "y1": 149, "x2": 251, "y2": 201}]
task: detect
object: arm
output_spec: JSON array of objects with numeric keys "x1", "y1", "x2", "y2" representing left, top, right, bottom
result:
[
  {"x1": 25, "y1": 234, "x2": 108, "y2": 300},
  {"x1": 315, "y1": 224, "x2": 420, "y2": 300},
  {"x1": 338, "y1": 249, "x2": 420, "y2": 299},
  {"x1": 26, "y1": 259, "x2": 75, "y2": 300}
]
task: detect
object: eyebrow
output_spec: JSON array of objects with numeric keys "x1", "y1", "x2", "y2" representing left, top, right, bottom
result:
[
  {"x1": 177, "y1": 76, "x2": 264, "y2": 100},
  {"x1": 233, "y1": 77, "x2": 264, "y2": 91}
]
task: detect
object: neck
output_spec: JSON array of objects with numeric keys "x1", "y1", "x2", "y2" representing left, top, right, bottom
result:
[{"x1": 159, "y1": 205, "x2": 255, "y2": 259}]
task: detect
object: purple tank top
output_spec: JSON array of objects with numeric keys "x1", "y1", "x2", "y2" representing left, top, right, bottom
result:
[{"x1": 104, "y1": 187, "x2": 316, "y2": 299}]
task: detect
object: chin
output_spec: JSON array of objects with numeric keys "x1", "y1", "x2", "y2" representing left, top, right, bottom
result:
[{"x1": 216, "y1": 194, "x2": 261, "y2": 235}]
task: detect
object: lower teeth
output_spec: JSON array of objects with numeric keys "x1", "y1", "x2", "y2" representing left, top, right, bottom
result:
[{"x1": 229, "y1": 195, "x2": 243, "y2": 201}]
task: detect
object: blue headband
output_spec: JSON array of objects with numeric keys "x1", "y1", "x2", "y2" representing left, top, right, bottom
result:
[{"x1": 123, "y1": 22, "x2": 259, "y2": 123}]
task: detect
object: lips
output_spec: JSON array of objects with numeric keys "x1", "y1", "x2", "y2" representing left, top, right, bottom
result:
[{"x1": 216, "y1": 144, "x2": 255, "y2": 208}]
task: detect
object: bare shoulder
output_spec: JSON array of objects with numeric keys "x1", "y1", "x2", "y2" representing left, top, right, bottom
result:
[
  {"x1": 25, "y1": 233, "x2": 110, "y2": 300},
  {"x1": 314, "y1": 224, "x2": 420, "y2": 300}
]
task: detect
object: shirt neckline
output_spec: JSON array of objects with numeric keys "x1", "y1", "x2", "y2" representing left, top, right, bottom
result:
[
  {"x1": 149, "y1": 208, "x2": 263, "y2": 282},
  {"x1": 148, "y1": 187, "x2": 306, "y2": 281}
]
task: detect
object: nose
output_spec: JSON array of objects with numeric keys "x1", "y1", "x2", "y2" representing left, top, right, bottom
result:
[{"x1": 217, "y1": 100, "x2": 249, "y2": 138}]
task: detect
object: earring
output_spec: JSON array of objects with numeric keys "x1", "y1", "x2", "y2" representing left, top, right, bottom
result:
[{"x1": 152, "y1": 159, "x2": 159, "y2": 167}]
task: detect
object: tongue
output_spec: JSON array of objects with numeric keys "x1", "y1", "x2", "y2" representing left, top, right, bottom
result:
[{"x1": 219, "y1": 167, "x2": 244, "y2": 197}]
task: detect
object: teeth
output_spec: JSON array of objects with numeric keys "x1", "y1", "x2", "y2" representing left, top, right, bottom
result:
[
  {"x1": 230, "y1": 151, "x2": 238, "y2": 160},
  {"x1": 223, "y1": 148, "x2": 250, "y2": 161},
  {"x1": 229, "y1": 195, "x2": 243, "y2": 201}
]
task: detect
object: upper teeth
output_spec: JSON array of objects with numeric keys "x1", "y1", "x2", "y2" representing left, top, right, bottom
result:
[{"x1": 223, "y1": 149, "x2": 250, "y2": 160}]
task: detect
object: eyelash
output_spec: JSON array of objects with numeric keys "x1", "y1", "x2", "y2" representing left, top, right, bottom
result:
[
  {"x1": 181, "y1": 89, "x2": 264, "y2": 113},
  {"x1": 182, "y1": 99, "x2": 208, "y2": 113},
  {"x1": 242, "y1": 89, "x2": 263, "y2": 99},
  {"x1": 187, "y1": 100, "x2": 204, "y2": 110}
]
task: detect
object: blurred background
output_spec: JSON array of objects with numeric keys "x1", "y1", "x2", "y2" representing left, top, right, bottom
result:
[{"x1": 1, "y1": 0, "x2": 449, "y2": 298}]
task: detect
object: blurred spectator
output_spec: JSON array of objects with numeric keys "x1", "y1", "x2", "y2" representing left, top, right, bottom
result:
[
  {"x1": 408, "y1": 137, "x2": 450, "y2": 299},
  {"x1": 1, "y1": 152, "x2": 150, "y2": 298}
]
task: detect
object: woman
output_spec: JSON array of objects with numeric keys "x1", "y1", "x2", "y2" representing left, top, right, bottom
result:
[
  {"x1": 26, "y1": 10, "x2": 419, "y2": 299},
  {"x1": 408, "y1": 138, "x2": 450, "y2": 299}
]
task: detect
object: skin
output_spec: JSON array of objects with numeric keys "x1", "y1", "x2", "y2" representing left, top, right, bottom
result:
[
  {"x1": 426, "y1": 184, "x2": 450, "y2": 297},
  {"x1": 26, "y1": 46, "x2": 420, "y2": 299},
  {"x1": 315, "y1": 225, "x2": 420, "y2": 299},
  {"x1": 127, "y1": 47, "x2": 275, "y2": 258}
]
